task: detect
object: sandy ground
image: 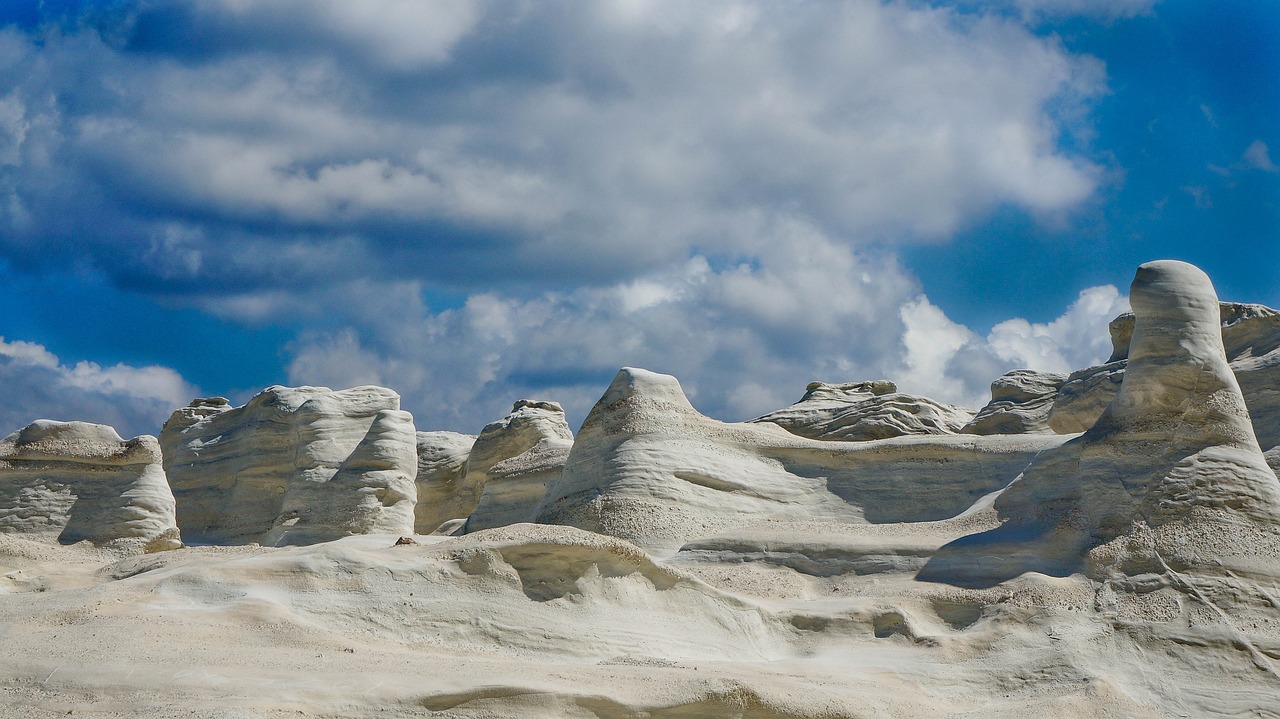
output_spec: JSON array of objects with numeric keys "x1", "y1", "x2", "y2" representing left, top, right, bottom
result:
[{"x1": 3, "y1": 521, "x2": 1278, "y2": 719}]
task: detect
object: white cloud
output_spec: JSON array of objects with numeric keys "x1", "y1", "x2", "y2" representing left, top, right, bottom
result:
[
  {"x1": 1, "y1": 1, "x2": 1106, "y2": 293},
  {"x1": 190, "y1": 0, "x2": 482, "y2": 69},
  {"x1": 1244, "y1": 140, "x2": 1279, "y2": 173},
  {"x1": 0, "y1": 2, "x2": 1125, "y2": 435},
  {"x1": 897, "y1": 297, "x2": 980, "y2": 403},
  {"x1": 0, "y1": 337, "x2": 200, "y2": 438},
  {"x1": 283, "y1": 224, "x2": 1128, "y2": 431},
  {"x1": 986, "y1": 284, "x2": 1129, "y2": 372}
]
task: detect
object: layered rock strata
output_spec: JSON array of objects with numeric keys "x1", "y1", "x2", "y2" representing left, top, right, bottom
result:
[
  {"x1": 538, "y1": 367, "x2": 1066, "y2": 554},
  {"x1": 464, "y1": 400, "x2": 574, "y2": 532},
  {"x1": 962, "y1": 369, "x2": 1066, "y2": 435},
  {"x1": 0, "y1": 420, "x2": 180, "y2": 549},
  {"x1": 752, "y1": 380, "x2": 975, "y2": 441},
  {"x1": 923, "y1": 260, "x2": 1280, "y2": 587},
  {"x1": 161, "y1": 386, "x2": 417, "y2": 545},
  {"x1": 1048, "y1": 301, "x2": 1280, "y2": 452}
]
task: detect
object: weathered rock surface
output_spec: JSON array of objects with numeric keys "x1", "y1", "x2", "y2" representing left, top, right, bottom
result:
[
  {"x1": 263, "y1": 408, "x2": 418, "y2": 546},
  {"x1": 464, "y1": 400, "x2": 574, "y2": 533},
  {"x1": 924, "y1": 261, "x2": 1280, "y2": 587},
  {"x1": 8, "y1": 260, "x2": 1280, "y2": 719},
  {"x1": 752, "y1": 380, "x2": 975, "y2": 441},
  {"x1": 1048, "y1": 301, "x2": 1280, "y2": 455},
  {"x1": 0, "y1": 420, "x2": 179, "y2": 549},
  {"x1": 962, "y1": 369, "x2": 1066, "y2": 435},
  {"x1": 538, "y1": 367, "x2": 1066, "y2": 553},
  {"x1": 412, "y1": 430, "x2": 476, "y2": 533},
  {"x1": 160, "y1": 386, "x2": 417, "y2": 545},
  {"x1": 1046, "y1": 360, "x2": 1126, "y2": 434}
]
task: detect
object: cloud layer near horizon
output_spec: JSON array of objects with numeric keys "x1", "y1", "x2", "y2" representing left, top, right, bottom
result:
[
  {"x1": 0, "y1": 336, "x2": 197, "y2": 437},
  {"x1": 0, "y1": 1, "x2": 1133, "y2": 433}
]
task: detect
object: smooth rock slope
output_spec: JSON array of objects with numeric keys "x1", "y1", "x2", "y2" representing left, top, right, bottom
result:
[
  {"x1": 412, "y1": 430, "x2": 476, "y2": 533},
  {"x1": 1048, "y1": 301, "x2": 1280, "y2": 452},
  {"x1": 0, "y1": 420, "x2": 180, "y2": 549}
]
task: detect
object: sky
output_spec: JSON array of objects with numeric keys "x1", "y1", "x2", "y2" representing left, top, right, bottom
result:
[{"x1": 0, "y1": 0, "x2": 1276, "y2": 437}]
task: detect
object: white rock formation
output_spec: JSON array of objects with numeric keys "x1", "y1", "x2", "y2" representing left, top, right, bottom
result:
[
  {"x1": 962, "y1": 369, "x2": 1066, "y2": 435},
  {"x1": 924, "y1": 260, "x2": 1280, "y2": 586},
  {"x1": 1045, "y1": 360, "x2": 1126, "y2": 434},
  {"x1": 0, "y1": 420, "x2": 179, "y2": 549},
  {"x1": 413, "y1": 430, "x2": 476, "y2": 533},
  {"x1": 538, "y1": 367, "x2": 1066, "y2": 553},
  {"x1": 752, "y1": 380, "x2": 975, "y2": 441},
  {"x1": 6, "y1": 261, "x2": 1280, "y2": 718},
  {"x1": 1048, "y1": 301, "x2": 1280, "y2": 460},
  {"x1": 160, "y1": 386, "x2": 417, "y2": 545},
  {"x1": 263, "y1": 408, "x2": 418, "y2": 546},
  {"x1": 464, "y1": 400, "x2": 574, "y2": 532}
]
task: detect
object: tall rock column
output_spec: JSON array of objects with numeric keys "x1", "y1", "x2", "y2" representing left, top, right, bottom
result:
[{"x1": 922, "y1": 260, "x2": 1280, "y2": 586}]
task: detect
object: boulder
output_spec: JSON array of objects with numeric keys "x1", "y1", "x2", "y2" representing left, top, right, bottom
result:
[
  {"x1": 751, "y1": 380, "x2": 975, "y2": 441},
  {"x1": 537, "y1": 367, "x2": 1066, "y2": 554},
  {"x1": 0, "y1": 420, "x2": 180, "y2": 550},
  {"x1": 922, "y1": 261, "x2": 1280, "y2": 587},
  {"x1": 160, "y1": 385, "x2": 417, "y2": 545},
  {"x1": 413, "y1": 431, "x2": 476, "y2": 534},
  {"x1": 962, "y1": 369, "x2": 1066, "y2": 435},
  {"x1": 464, "y1": 400, "x2": 574, "y2": 533}
]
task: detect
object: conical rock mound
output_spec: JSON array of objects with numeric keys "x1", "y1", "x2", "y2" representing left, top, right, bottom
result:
[
  {"x1": 537, "y1": 368, "x2": 1065, "y2": 554},
  {"x1": 922, "y1": 260, "x2": 1280, "y2": 587}
]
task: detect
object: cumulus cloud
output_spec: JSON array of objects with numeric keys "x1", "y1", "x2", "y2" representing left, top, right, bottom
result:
[
  {"x1": 284, "y1": 223, "x2": 1128, "y2": 431},
  {"x1": 0, "y1": 337, "x2": 200, "y2": 437},
  {"x1": 986, "y1": 285, "x2": 1129, "y2": 371},
  {"x1": 0, "y1": 1, "x2": 1120, "y2": 433},
  {"x1": 891, "y1": 285, "x2": 1126, "y2": 408},
  {"x1": 0, "y1": 1, "x2": 1104, "y2": 296}
]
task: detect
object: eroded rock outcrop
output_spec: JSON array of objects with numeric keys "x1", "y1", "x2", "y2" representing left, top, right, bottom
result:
[
  {"x1": 923, "y1": 261, "x2": 1280, "y2": 587},
  {"x1": 464, "y1": 400, "x2": 574, "y2": 533},
  {"x1": 962, "y1": 369, "x2": 1066, "y2": 435},
  {"x1": 264, "y1": 408, "x2": 418, "y2": 546},
  {"x1": 0, "y1": 420, "x2": 180, "y2": 549},
  {"x1": 752, "y1": 380, "x2": 975, "y2": 441},
  {"x1": 1048, "y1": 301, "x2": 1280, "y2": 455},
  {"x1": 538, "y1": 367, "x2": 1066, "y2": 554},
  {"x1": 413, "y1": 431, "x2": 476, "y2": 534},
  {"x1": 161, "y1": 386, "x2": 417, "y2": 545}
]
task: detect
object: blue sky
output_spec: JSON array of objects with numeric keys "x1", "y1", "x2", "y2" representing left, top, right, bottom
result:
[{"x1": 0, "y1": 0, "x2": 1276, "y2": 437}]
